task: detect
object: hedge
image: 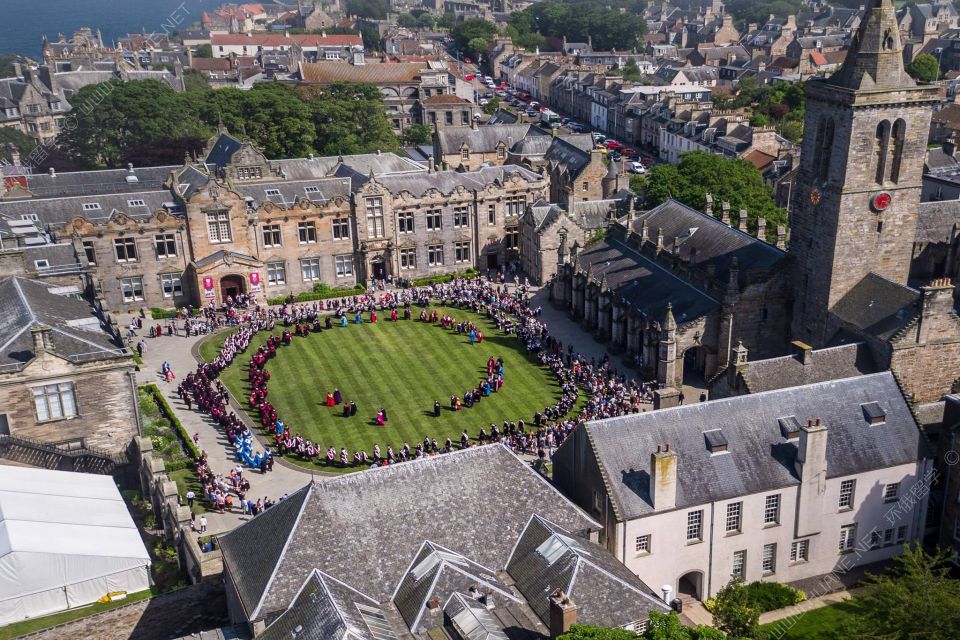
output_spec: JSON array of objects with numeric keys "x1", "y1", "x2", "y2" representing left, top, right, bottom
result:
[
  {"x1": 150, "y1": 308, "x2": 178, "y2": 320},
  {"x1": 411, "y1": 268, "x2": 478, "y2": 287},
  {"x1": 141, "y1": 383, "x2": 201, "y2": 460},
  {"x1": 704, "y1": 581, "x2": 805, "y2": 614},
  {"x1": 266, "y1": 284, "x2": 367, "y2": 306}
]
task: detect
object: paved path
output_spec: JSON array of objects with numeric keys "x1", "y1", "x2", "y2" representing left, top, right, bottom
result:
[
  {"x1": 127, "y1": 318, "x2": 311, "y2": 536},
  {"x1": 673, "y1": 588, "x2": 855, "y2": 631}
]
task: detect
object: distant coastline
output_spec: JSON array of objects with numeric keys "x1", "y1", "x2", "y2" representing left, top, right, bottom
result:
[{"x1": 0, "y1": 0, "x2": 224, "y2": 59}]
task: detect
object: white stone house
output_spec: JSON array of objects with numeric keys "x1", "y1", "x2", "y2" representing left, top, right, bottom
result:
[{"x1": 553, "y1": 372, "x2": 933, "y2": 600}]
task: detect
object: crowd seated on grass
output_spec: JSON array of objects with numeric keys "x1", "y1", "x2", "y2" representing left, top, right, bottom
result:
[{"x1": 175, "y1": 275, "x2": 658, "y2": 470}]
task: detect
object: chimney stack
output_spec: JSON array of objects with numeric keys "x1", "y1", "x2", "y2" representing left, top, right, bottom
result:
[
  {"x1": 757, "y1": 216, "x2": 767, "y2": 241},
  {"x1": 776, "y1": 225, "x2": 786, "y2": 249},
  {"x1": 549, "y1": 590, "x2": 577, "y2": 639},
  {"x1": 650, "y1": 444, "x2": 678, "y2": 511},
  {"x1": 791, "y1": 340, "x2": 813, "y2": 365},
  {"x1": 31, "y1": 325, "x2": 53, "y2": 354},
  {"x1": 721, "y1": 201, "x2": 730, "y2": 225},
  {"x1": 795, "y1": 417, "x2": 828, "y2": 537},
  {"x1": 738, "y1": 209, "x2": 747, "y2": 232}
]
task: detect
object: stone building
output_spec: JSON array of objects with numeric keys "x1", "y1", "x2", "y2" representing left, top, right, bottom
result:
[
  {"x1": 0, "y1": 131, "x2": 546, "y2": 310},
  {"x1": 432, "y1": 123, "x2": 537, "y2": 171},
  {"x1": 553, "y1": 372, "x2": 932, "y2": 601},
  {"x1": 419, "y1": 94, "x2": 479, "y2": 129},
  {"x1": 552, "y1": 198, "x2": 790, "y2": 400},
  {"x1": 0, "y1": 276, "x2": 138, "y2": 454}
]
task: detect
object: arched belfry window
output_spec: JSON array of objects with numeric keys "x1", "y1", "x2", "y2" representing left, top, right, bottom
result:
[
  {"x1": 875, "y1": 120, "x2": 890, "y2": 184},
  {"x1": 890, "y1": 119, "x2": 907, "y2": 184},
  {"x1": 812, "y1": 117, "x2": 835, "y2": 184}
]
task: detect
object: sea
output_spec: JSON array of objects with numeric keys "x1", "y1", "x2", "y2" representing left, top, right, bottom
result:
[{"x1": 0, "y1": 0, "x2": 228, "y2": 59}]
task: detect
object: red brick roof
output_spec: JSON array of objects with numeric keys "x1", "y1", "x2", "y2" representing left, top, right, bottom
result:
[
  {"x1": 191, "y1": 57, "x2": 232, "y2": 71},
  {"x1": 809, "y1": 51, "x2": 828, "y2": 67},
  {"x1": 742, "y1": 148, "x2": 776, "y2": 171},
  {"x1": 422, "y1": 94, "x2": 470, "y2": 105},
  {"x1": 299, "y1": 61, "x2": 426, "y2": 84}
]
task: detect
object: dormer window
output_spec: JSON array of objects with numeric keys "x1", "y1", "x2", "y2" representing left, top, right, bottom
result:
[
  {"x1": 461, "y1": 148, "x2": 470, "y2": 161},
  {"x1": 127, "y1": 199, "x2": 146, "y2": 207},
  {"x1": 82, "y1": 203, "x2": 101, "y2": 211},
  {"x1": 778, "y1": 416, "x2": 801, "y2": 440},
  {"x1": 704, "y1": 429, "x2": 728, "y2": 454},
  {"x1": 861, "y1": 402, "x2": 886, "y2": 425}
]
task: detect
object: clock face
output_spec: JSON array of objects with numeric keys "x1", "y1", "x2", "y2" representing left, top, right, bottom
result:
[
  {"x1": 809, "y1": 188, "x2": 821, "y2": 205},
  {"x1": 872, "y1": 191, "x2": 892, "y2": 212}
]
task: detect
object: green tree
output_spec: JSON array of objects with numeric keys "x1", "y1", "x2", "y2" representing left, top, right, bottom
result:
[
  {"x1": 621, "y1": 59, "x2": 642, "y2": 82},
  {"x1": 645, "y1": 152, "x2": 786, "y2": 237},
  {"x1": 483, "y1": 96, "x2": 501, "y2": 115},
  {"x1": 183, "y1": 69, "x2": 210, "y2": 93},
  {"x1": 843, "y1": 544, "x2": 960, "y2": 640},
  {"x1": 194, "y1": 44, "x2": 213, "y2": 58},
  {"x1": 0, "y1": 127, "x2": 35, "y2": 162},
  {"x1": 360, "y1": 26, "x2": 383, "y2": 52},
  {"x1": 710, "y1": 576, "x2": 760, "y2": 639},
  {"x1": 644, "y1": 611, "x2": 726, "y2": 640},
  {"x1": 467, "y1": 37, "x2": 491, "y2": 59},
  {"x1": 401, "y1": 124, "x2": 432, "y2": 147},
  {"x1": 437, "y1": 12, "x2": 456, "y2": 30},
  {"x1": 907, "y1": 53, "x2": 941, "y2": 82},
  {"x1": 557, "y1": 624, "x2": 642, "y2": 639},
  {"x1": 0, "y1": 54, "x2": 16, "y2": 77},
  {"x1": 508, "y1": 0, "x2": 647, "y2": 52},
  {"x1": 726, "y1": 0, "x2": 803, "y2": 25},
  {"x1": 58, "y1": 79, "x2": 207, "y2": 168},
  {"x1": 301, "y1": 82, "x2": 399, "y2": 155},
  {"x1": 345, "y1": 0, "x2": 389, "y2": 19},
  {"x1": 397, "y1": 13, "x2": 418, "y2": 29},
  {"x1": 451, "y1": 18, "x2": 499, "y2": 57},
  {"x1": 416, "y1": 13, "x2": 435, "y2": 30}
]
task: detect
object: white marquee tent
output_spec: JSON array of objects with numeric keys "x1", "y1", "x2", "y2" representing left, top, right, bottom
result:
[{"x1": 0, "y1": 466, "x2": 151, "y2": 625}]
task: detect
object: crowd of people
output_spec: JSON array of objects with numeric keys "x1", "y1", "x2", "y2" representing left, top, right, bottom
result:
[{"x1": 180, "y1": 273, "x2": 659, "y2": 472}]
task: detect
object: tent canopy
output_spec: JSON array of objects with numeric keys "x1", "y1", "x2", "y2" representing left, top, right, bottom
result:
[{"x1": 0, "y1": 466, "x2": 151, "y2": 624}]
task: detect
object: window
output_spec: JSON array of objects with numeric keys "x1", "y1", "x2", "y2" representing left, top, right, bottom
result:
[
  {"x1": 82, "y1": 240, "x2": 97, "y2": 265},
  {"x1": 582, "y1": 181, "x2": 589, "y2": 192},
  {"x1": 236, "y1": 166, "x2": 263, "y2": 180},
  {"x1": 20, "y1": 214, "x2": 39, "y2": 221},
  {"x1": 335, "y1": 255, "x2": 353, "y2": 277},
  {"x1": 812, "y1": 116, "x2": 835, "y2": 184},
  {"x1": 883, "y1": 483, "x2": 900, "y2": 503},
  {"x1": 301, "y1": 258, "x2": 320, "y2": 281},
  {"x1": 890, "y1": 119, "x2": 906, "y2": 183},
  {"x1": 838, "y1": 479, "x2": 855, "y2": 509},
  {"x1": 883, "y1": 528, "x2": 894, "y2": 546},
  {"x1": 81, "y1": 202, "x2": 101, "y2": 211},
  {"x1": 487, "y1": 204, "x2": 496, "y2": 225},
  {"x1": 298, "y1": 221, "x2": 317, "y2": 244},
  {"x1": 258, "y1": 224, "x2": 281, "y2": 248},
  {"x1": 445, "y1": 111, "x2": 454, "y2": 125},
  {"x1": 497, "y1": 146, "x2": 505, "y2": 160},
  {"x1": 505, "y1": 228, "x2": 519, "y2": 250},
  {"x1": 397, "y1": 211, "x2": 415, "y2": 234},
  {"x1": 264, "y1": 188, "x2": 281, "y2": 197},
  {"x1": 869, "y1": 530, "x2": 882, "y2": 550},
  {"x1": 453, "y1": 206, "x2": 469, "y2": 228},
  {"x1": 455, "y1": 241, "x2": 470, "y2": 263},
  {"x1": 365, "y1": 197, "x2": 385, "y2": 238},
  {"x1": 875, "y1": 120, "x2": 890, "y2": 184},
  {"x1": 32, "y1": 382, "x2": 77, "y2": 422},
  {"x1": 154, "y1": 233, "x2": 177, "y2": 258},
  {"x1": 790, "y1": 540, "x2": 809, "y2": 563},
  {"x1": 332, "y1": 218, "x2": 350, "y2": 240},
  {"x1": 686, "y1": 510, "x2": 703, "y2": 542},
  {"x1": 33, "y1": 259, "x2": 49, "y2": 269},
  {"x1": 505, "y1": 194, "x2": 527, "y2": 217},
  {"x1": 120, "y1": 277, "x2": 144, "y2": 302},
  {"x1": 461, "y1": 148, "x2": 470, "y2": 161},
  {"x1": 160, "y1": 273, "x2": 182, "y2": 298},
  {"x1": 428, "y1": 244, "x2": 444, "y2": 266},
  {"x1": 426, "y1": 209, "x2": 443, "y2": 231},
  {"x1": 206, "y1": 210, "x2": 232, "y2": 243},
  {"x1": 764, "y1": 494, "x2": 781, "y2": 525},
  {"x1": 896, "y1": 525, "x2": 908, "y2": 544},
  {"x1": 762, "y1": 543, "x2": 776, "y2": 574},
  {"x1": 725, "y1": 502, "x2": 742, "y2": 533},
  {"x1": 304, "y1": 185, "x2": 321, "y2": 196},
  {"x1": 267, "y1": 261, "x2": 286, "y2": 285},
  {"x1": 400, "y1": 248, "x2": 417, "y2": 269},
  {"x1": 732, "y1": 550, "x2": 746, "y2": 578},
  {"x1": 127, "y1": 199, "x2": 146, "y2": 207},
  {"x1": 114, "y1": 237, "x2": 138, "y2": 262},
  {"x1": 839, "y1": 524, "x2": 857, "y2": 553},
  {"x1": 635, "y1": 534, "x2": 651, "y2": 554}
]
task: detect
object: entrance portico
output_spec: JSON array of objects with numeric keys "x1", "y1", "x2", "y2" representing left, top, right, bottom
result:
[{"x1": 188, "y1": 249, "x2": 265, "y2": 306}]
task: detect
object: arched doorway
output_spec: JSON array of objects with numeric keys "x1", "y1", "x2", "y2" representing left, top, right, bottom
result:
[
  {"x1": 371, "y1": 256, "x2": 386, "y2": 280},
  {"x1": 220, "y1": 274, "x2": 245, "y2": 302},
  {"x1": 682, "y1": 346, "x2": 708, "y2": 387},
  {"x1": 677, "y1": 570, "x2": 703, "y2": 601}
]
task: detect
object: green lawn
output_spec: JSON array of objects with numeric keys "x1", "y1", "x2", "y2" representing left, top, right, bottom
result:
[
  {"x1": 170, "y1": 468, "x2": 206, "y2": 514},
  {"x1": 0, "y1": 589, "x2": 154, "y2": 640},
  {"x1": 200, "y1": 306, "x2": 571, "y2": 471},
  {"x1": 759, "y1": 601, "x2": 859, "y2": 640}
]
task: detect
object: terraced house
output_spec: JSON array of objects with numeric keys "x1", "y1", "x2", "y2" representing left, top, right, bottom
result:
[{"x1": 0, "y1": 130, "x2": 546, "y2": 311}]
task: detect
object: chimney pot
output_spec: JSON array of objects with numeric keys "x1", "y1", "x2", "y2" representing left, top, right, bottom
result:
[{"x1": 426, "y1": 598, "x2": 440, "y2": 609}]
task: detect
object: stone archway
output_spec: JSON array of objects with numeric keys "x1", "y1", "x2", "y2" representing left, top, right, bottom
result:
[
  {"x1": 219, "y1": 274, "x2": 245, "y2": 302},
  {"x1": 677, "y1": 570, "x2": 704, "y2": 601}
]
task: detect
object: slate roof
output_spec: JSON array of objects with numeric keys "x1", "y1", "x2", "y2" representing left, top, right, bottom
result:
[
  {"x1": 581, "y1": 372, "x2": 926, "y2": 520},
  {"x1": 506, "y1": 515, "x2": 669, "y2": 628},
  {"x1": 543, "y1": 137, "x2": 592, "y2": 179},
  {"x1": 830, "y1": 272, "x2": 920, "y2": 341},
  {"x1": 631, "y1": 199, "x2": 786, "y2": 282},
  {"x1": 259, "y1": 570, "x2": 397, "y2": 640},
  {"x1": 374, "y1": 165, "x2": 540, "y2": 198},
  {"x1": 218, "y1": 445, "x2": 598, "y2": 622},
  {"x1": 738, "y1": 343, "x2": 878, "y2": 394},
  {"x1": 435, "y1": 124, "x2": 535, "y2": 155},
  {"x1": 575, "y1": 235, "x2": 720, "y2": 326},
  {"x1": 273, "y1": 154, "x2": 425, "y2": 180},
  {"x1": 205, "y1": 132, "x2": 244, "y2": 168},
  {"x1": 0, "y1": 191, "x2": 173, "y2": 226},
  {"x1": 0, "y1": 276, "x2": 124, "y2": 367},
  {"x1": 234, "y1": 178, "x2": 353, "y2": 208},
  {"x1": 916, "y1": 201, "x2": 960, "y2": 243},
  {"x1": 10, "y1": 166, "x2": 176, "y2": 199}
]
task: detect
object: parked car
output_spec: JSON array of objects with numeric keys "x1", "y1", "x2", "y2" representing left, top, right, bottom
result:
[
  {"x1": 479, "y1": 98, "x2": 490, "y2": 106},
  {"x1": 629, "y1": 161, "x2": 647, "y2": 174},
  {"x1": 465, "y1": 74, "x2": 475, "y2": 81},
  {"x1": 526, "y1": 109, "x2": 539, "y2": 117}
]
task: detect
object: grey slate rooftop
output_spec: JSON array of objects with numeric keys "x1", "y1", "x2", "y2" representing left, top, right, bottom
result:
[
  {"x1": 578, "y1": 372, "x2": 927, "y2": 520},
  {"x1": 435, "y1": 124, "x2": 538, "y2": 155},
  {"x1": 830, "y1": 273, "x2": 920, "y2": 342},
  {"x1": 0, "y1": 276, "x2": 125, "y2": 366},
  {"x1": 736, "y1": 342, "x2": 878, "y2": 394},
  {"x1": 218, "y1": 444, "x2": 599, "y2": 622}
]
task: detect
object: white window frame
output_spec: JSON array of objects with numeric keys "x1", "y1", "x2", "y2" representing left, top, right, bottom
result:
[
  {"x1": 262, "y1": 224, "x2": 282, "y2": 248},
  {"x1": 883, "y1": 483, "x2": 900, "y2": 503},
  {"x1": 154, "y1": 233, "x2": 177, "y2": 258},
  {"x1": 427, "y1": 244, "x2": 444, "y2": 266},
  {"x1": 634, "y1": 534, "x2": 651, "y2": 555},
  {"x1": 762, "y1": 543, "x2": 776, "y2": 574},
  {"x1": 332, "y1": 218, "x2": 350, "y2": 240},
  {"x1": 400, "y1": 248, "x2": 416, "y2": 270},
  {"x1": 300, "y1": 258, "x2": 321, "y2": 281},
  {"x1": 365, "y1": 197, "x2": 385, "y2": 238},
  {"x1": 267, "y1": 261, "x2": 286, "y2": 285},
  {"x1": 32, "y1": 382, "x2": 78, "y2": 422},
  {"x1": 426, "y1": 209, "x2": 443, "y2": 231},
  {"x1": 839, "y1": 479, "x2": 855, "y2": 510},
  {"x1": 114, "y1": 237, "x2": 138, "y2": 263},
  {"x1": 764, "y1": 494, "x2": 781, "y2": 525},
  {"x1": 839, "y1": 524, "x2": 856, "y2": 553},
  {"x1": 790, "y1": 540, "x2": 809, "y2": 563},
  {"x1": 397, "y1": 211, "x2": 415, "y2": 234},
  {"x1": 454, "y1": 241, "x2": 470, "y2": 264},
  {"x1": 686, "y1": 510, "x2": 703, "y2": 542},
  {"x1": 335, "y1": 255, "x2": 353, "y2": 277},
  {"x1": 298, "y1": 221, "x2": 317, "y2": 244},
  {"x1": 160, "y1": 273, "x2": 182, "y2": 298},
  {"x1": 732, "y1": 549, "x2": 746, "y2": 578},
  {"x1": 453, "y1": 205, "x2": 469, "y2": 228},
  {"x1": 120, "y1": 276, "x2": 144, "y2": 302},
  {"x1": 206, "y1": 210, "x2": 232, "y2": 243},
  {"x1": 725, "y1": 502, "x2": 742, "y2": 533}
]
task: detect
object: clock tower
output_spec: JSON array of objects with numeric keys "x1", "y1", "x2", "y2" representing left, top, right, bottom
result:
[{"x1": 789, "y1": 0, "x2": 939, "y2": 346}]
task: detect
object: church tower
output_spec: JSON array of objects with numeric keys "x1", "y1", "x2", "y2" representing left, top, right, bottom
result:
[{"x1": 790, "y1": 0, "x2": 939, "y2": 346}]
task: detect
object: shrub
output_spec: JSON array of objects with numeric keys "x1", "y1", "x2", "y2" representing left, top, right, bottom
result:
[
  {"x1": 141, "y1": 383, "x2": 201, "y2": 459},
  {"x1": 704, "y1": 580, "x2": 805, "y2": 614},
  {"x1": 411, "y1": 268, "x2": 479, "y2": 287},
  {"x1": 150, "y1": 307, "x2": 178, "y2": 320},
  {"x1": 266, "y1": 283, "x2": 367, "y2": 306}
]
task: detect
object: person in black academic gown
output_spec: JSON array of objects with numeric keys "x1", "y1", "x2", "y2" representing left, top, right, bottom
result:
[{"x1": 433, "y1": 400, "x2": 441, "y2": 417}]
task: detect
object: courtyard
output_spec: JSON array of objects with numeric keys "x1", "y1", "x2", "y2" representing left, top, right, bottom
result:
[{"x1": 199, "y1": 305, "x2": 573, "y2": 471}]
